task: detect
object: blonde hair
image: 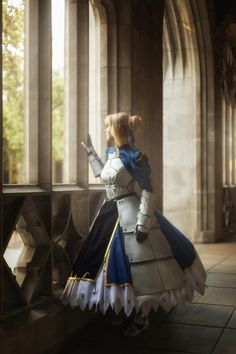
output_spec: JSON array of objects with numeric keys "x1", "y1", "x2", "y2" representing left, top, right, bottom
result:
[{"x1": 105, "y1": 112, "x2": 142, "y2": 146}]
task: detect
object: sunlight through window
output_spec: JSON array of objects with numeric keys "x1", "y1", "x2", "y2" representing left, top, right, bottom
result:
[{"x1": 52, "y1": 0, "x2": 65, "y2": 184}]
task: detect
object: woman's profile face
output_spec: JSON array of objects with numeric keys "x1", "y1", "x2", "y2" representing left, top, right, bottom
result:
[{"x1": 105, "y1": 120, "x2": 114, "y2": 143}]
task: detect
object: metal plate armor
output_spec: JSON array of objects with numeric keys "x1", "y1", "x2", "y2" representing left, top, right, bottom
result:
[
  {"x1": 100, "y1": 150, "x2": 184, "y2": 295},
  {"x1": 100, "y1": 150, "x2": 135, "y2": 200},
  {"x1": 117, "y1": 194, "x2": 182, "y2": 295}
]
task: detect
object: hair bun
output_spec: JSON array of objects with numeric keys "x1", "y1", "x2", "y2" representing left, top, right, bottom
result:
[{"x1": 129, "y1": 115, "x2": 142, "y2": 131}]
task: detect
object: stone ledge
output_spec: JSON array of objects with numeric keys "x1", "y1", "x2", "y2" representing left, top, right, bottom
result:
[{"x1": 0, "y1": 298, "x2": 96, "y2": 354}]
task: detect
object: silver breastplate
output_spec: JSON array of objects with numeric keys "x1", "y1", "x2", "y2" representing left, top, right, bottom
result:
[{"x1": 100, "y1": 150, "x2": 134, "y2": 200}]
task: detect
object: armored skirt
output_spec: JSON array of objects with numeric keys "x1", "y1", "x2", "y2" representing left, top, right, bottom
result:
[{"x1": 61, "y1": 145, "x2": 206, "y2": 317}]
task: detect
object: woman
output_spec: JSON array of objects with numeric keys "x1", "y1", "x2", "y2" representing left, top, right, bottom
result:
[{"x1": 61, "y1": 112, "x2": 207, "y2": 336}]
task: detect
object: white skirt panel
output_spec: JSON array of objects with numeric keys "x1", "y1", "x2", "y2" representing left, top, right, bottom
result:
[{"x1": 61, "y1": 254, "x2": 206, "y2": 317}]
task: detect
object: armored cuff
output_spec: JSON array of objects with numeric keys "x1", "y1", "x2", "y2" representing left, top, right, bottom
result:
[
  {"x1": 88, "y1": 152, "x2": 104, "y2": 178},
  {"x1": 136, "y1": 190, "x2": 155, "y2": 233}
]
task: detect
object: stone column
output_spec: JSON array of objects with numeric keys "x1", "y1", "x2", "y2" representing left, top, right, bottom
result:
[
  {"x1": 89, "y1": 0, "x2": 108, "y2": 184},
  {"x1": 163, "y1": 0, "x2": 200, "y2": 239},
  {"x1": 233, "y1": 105, "x2": 236, "y2": 184},
  {"x1": 189, "y1": 0, "x2": 218, "y2": 243},
  {"x1": 24, "y1": 0, "x2": 38, "y2": 184},
  {"x1": 64, "y1": 0, "x2": 78, "y2": 184},
  {"x1": 102, "y1": 0, "x2": 118, "y2": 114},
  {"x1": 116, "y1": 0, "x2": 132, "y2": 114},
  {"x1": 77, "y1": 0, "x2": 89, "y2": 188},
  {"x1": 38, "y1": 0, "x2": 52, "y2": 191},
  {"x1": 131, "y1": 0, "x2": 164, "y2": 210}
]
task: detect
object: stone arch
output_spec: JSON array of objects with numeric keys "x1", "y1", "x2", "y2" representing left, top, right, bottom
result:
[
  {"x1": 101, "y1": 0, "x2": 118, "y2": 113},
  {"x1": 88, "y1": 0, "x2": 109, "y2": 182},
  {"x1": 163, "y1": 0, "x2": 215, "y2": 242}
]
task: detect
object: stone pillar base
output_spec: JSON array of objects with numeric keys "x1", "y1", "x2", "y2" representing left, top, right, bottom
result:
[{"x1": 194, "y1": 229, "x2": 232, "y2": 243}]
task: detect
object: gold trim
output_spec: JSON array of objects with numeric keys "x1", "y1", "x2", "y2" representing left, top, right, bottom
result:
[
  {"x1": 105, "y1": 281, "x2": 131, "y2": 288},
  {"x1": 68, "y1": 276, "x2": 96, "y2": 283},
  {"x1": 104, "y1": 218, "x2": 119, "y2": 259},
  {"x1": 134, "y1": 153, "x2": 143, "y2": 162},
  {"x1": 104, "y1": 221, "x2": 132, "y2": 287}
]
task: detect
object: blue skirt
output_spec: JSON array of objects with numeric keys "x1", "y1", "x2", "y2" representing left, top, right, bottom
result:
[{"x1": 71, "y1": 201, "x2": 197, "y2": 286}]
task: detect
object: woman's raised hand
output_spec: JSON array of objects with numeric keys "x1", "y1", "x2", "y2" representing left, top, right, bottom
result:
[{"x1": 81, "y1": 134, "x2": 95, "y2": 155}]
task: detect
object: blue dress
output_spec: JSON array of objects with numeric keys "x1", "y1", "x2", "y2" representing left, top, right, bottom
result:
[{"x1": 62, "y1": 144, "x2": 206, "y2": 316}]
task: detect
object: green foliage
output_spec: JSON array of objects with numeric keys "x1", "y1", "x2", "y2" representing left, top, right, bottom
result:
[
  {"x1": 3, "y1": 0, "x2": 24, "y2": 182},
  {"x1": 3, "y1": 0, "x2": 64, "y2": 183}
]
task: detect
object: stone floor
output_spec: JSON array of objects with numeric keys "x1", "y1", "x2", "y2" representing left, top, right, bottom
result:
[{"x1": 53, "y1": 240, "x2": 236, "y2": 354}]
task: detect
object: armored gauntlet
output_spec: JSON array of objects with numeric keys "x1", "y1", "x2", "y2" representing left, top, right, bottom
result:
[
  {"x1": 81, "y1": 134, "x2": 104, "y2": 177},
  {"x1": 136, "y1": 190, "x2": 155, "y2": 242}
]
